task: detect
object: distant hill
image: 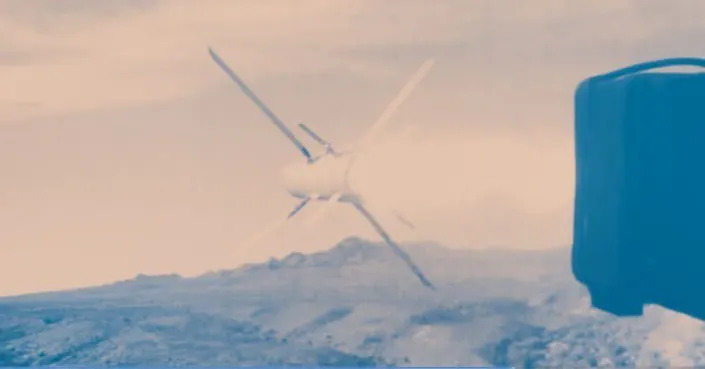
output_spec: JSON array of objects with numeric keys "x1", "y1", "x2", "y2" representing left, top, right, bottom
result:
[{"x1": 1, "y1": 237, "x2": 704, "y2": 367}]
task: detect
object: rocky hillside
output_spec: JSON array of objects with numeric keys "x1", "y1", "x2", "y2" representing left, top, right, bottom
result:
[{"x1": 1, "y1": 237, "x2": 704, "y2": 367}]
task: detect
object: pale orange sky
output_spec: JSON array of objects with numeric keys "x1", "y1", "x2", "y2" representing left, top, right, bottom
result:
[{"x1": 2, "y1": 0, "x2": 705, "y2": 296}]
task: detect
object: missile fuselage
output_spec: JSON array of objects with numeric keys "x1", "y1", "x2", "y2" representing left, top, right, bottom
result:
[{"x1": 282, "y1": 153, "x2": 360, "y2": 202}]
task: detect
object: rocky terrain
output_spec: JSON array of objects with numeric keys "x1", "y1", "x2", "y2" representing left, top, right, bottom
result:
[{"x1": 1, "y1": 237, "x2": 704, "y2": 367}]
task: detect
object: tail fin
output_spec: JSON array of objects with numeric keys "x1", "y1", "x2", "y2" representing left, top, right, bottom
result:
[
  {"x1": 298, "y1": 122, "x2": 337, "y2": 155},
  {"x1": 354, "y1": 59, "x2": 435, "y2": 152}
]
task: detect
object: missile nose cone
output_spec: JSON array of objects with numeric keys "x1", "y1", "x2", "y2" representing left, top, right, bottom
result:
[{"x1": 282, "y1": 160, "x2": 309, "y2": 194}]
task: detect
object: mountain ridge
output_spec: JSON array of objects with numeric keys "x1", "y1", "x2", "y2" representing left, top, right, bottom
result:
[{"x1": 1, "y1": 237, "x2": 703, "y2": 367}]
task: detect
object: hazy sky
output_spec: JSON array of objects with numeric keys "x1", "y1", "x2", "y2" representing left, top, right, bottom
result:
[{"x1": 2, "y1": 0, "x2": 705, "y2": 296}]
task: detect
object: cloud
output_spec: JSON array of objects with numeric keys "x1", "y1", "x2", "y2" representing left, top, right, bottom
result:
[
  {"x1": 0, "y1": 0, "x2": 159, "y2": 30},
  {"x1": 4, "y1": 0, "x2": 705, "y2": 122},
  {"x1": 0, "y1": 1, "x2": 368, "y2": 120},
  {"x1": 0, "y1": 50, "x2": 33, "y2": 66}
]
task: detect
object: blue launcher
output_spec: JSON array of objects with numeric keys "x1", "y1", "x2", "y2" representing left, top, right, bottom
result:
[{"x1": 572, "y1": 58, "x2": 705, "y2": 320}]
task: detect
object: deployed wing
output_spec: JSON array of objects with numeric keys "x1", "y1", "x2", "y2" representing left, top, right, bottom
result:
[
  {"x1": 355, "y1": 59, "x2": 435, "y2": 151},
  {"x1": 208, "y1": 47, "x2": 313, "y2": 162},
  {"x1": 343, "y1": 58, "x2": 435, "y2": 181},
  {"x1": 352, "y1": 202, "x2": 435, "y2": 290}
]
